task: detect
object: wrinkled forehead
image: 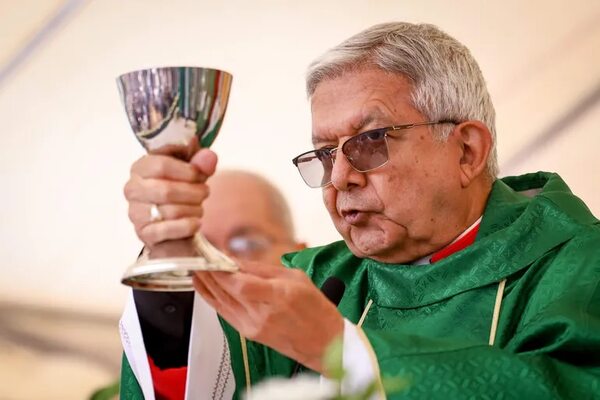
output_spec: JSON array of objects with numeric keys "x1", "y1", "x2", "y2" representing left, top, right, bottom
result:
[{"x1": 309, "y1": 69, "x2": 417, "y2": 145}]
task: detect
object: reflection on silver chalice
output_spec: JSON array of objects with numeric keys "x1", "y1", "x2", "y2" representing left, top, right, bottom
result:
[{"x1": 117, "y1": 67, "x2": 237, "y2": 291}]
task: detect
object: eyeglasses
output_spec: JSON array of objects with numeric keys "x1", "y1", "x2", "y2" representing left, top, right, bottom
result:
[
  {"x1": 292, "y1": 120, "x2": 457, "y2": 188},
  {"x1": 225, "y1": 234, "x2": 272, "y2": 260}
]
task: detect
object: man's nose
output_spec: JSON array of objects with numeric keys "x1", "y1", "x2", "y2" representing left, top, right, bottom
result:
[{"x1": 330, "y1": 150, "x2": 367, "y2": 191}]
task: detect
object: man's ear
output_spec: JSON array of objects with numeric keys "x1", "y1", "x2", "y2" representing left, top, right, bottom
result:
[
  {"x1": 452, "y1": 121, "x2": 493, "y2": 188},
  {"x1": 294, "y1": 241, "x2": 308, "y2": 251}
]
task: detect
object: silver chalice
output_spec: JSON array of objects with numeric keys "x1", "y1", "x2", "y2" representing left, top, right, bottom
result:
[{"x1": 117, "y1": 67, "x2": 237, "y2": 291}]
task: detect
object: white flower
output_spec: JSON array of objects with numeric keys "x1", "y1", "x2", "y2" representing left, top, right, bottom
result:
[{"x1": 245, "y1": 374, "x2": 337, "y2": 400}]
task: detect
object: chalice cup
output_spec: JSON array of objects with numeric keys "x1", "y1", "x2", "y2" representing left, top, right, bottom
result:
[{"x1": 117, "y1": 67, "x2": 237, "y2": 291}]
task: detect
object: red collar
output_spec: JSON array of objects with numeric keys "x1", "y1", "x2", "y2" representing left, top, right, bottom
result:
[{"x1": 429, "y1": 220, "x2": 481, "y2": 263}]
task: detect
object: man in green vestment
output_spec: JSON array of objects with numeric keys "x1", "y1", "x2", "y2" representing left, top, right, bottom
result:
[{"x1": 121, "y1": 22, "x2": 600, "y2": 399}]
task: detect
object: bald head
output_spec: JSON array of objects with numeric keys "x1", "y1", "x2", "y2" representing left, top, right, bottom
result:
[
  {"x1": 200, "y1": 170, "x2": 303, "y2": 264},
  {"x1": 208, "y1": 170, "x2": 295, "y2": 239}
]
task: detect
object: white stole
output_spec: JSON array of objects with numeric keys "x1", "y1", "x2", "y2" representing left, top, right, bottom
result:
[{"x1": 119, "y1": 291, "x2": 236, "y2": 400}]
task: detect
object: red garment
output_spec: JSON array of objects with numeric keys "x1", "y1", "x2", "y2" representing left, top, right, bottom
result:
[
  {"x1": 148, "y1": 356, "x2": 187, "y2": 400},
  {"x1": 430, "y1": 221, "x2": 480, "y2": 263},
  {"x1": 149, "y1": 220, "x2": 480, "y2": 399}
]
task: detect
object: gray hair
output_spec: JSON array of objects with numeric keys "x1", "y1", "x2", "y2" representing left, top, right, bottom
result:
[{"x1": 306, "y1": 22, "x2": 498, "y2": 178}]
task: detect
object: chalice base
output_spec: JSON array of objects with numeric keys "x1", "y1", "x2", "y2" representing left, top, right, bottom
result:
[{"x1": 121, "y1": 257, "x2": 238, "y2": 291}]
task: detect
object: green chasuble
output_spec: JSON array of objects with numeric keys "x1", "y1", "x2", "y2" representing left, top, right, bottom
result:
[{"x1": 121, "y1": 172, "x2": 600, "y2": 399}]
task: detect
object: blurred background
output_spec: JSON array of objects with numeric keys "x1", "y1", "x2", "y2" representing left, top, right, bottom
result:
[{"x1": 0, "y1": 0, "x2": 599, "y2": 398}]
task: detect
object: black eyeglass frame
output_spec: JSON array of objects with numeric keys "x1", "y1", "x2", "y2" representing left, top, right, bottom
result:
[{"x1": 292, "y1": 120, "x2": 459, "y2": 188}]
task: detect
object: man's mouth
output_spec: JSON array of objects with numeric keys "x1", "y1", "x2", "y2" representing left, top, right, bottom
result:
[{"x1": 341, "y1": 209, "x2": 370, "y2": 225}]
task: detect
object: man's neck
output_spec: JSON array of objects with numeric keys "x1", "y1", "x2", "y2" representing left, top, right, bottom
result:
[
  {"x1": 412, "y1": 216, "x2": 482, "y2": 265},
  {"x1": 411, "y1": 181, "x2": 491, "y2": 264}
]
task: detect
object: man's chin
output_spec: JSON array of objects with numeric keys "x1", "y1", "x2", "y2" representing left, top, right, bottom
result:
[
  {"x1": 343, "y1": 228, "x2": 415, "y2": 263},
  {"x1": 335, "y1": 222, "x2": 393, "y2": 257},
  {"x1": 345, "y1": 231, "x2": 388, "y2": 260}
]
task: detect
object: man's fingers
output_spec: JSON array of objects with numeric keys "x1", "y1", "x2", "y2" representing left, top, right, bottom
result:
[
  {"x1": 193, "y1": 272, "x2": 277, "y2": 340},
  {"x1": 130, "y1": 150, "x2": 218, "y2": 183},
  {"x1": 131, "y1": 155, "x2": 207, "y2": 182},
  {"x1": 125, "y1": 177, "x2": 210, "y2": 205},
  {"x1": 128, "y1": 202, "x2": 204, "y2": 226},
  {"x1": 137, "y1": 218, "x2": 201, "y2": 246},
  {"x1": 194, "y1": 279, "x2": 256, "y2": 339},
  {"x1": 238, "y1": 261, "x2": 307, "y2": 282},
  {"x1": 237, "y1": 261, "x2": 283, "y2": 278},
  {"x1": 193, "y1": 275, "x2": 217, "y2": 304},
  {"x1": 193, "y1": 276, "x2": 242, "y2": 327},
  {"x1": 193, "y1": 272, "x2": 252, "y2": 326},
  {"x1": 208, "y1": 271, "x2": 277, "y2": 304},
  {"x1": 195, "y1": 272, "x2": 245, "y2": 308}
]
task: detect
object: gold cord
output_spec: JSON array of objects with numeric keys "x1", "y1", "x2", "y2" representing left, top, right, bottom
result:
[
  {"x1": 489, "y1": 279, "x2": 507, "y2": 346},
  {"x1": 358, "y1": 299, "x2": 373, "y2": 328},
  {"x1": 240, "y1": 335, "x2": 252, "y2": 397}
]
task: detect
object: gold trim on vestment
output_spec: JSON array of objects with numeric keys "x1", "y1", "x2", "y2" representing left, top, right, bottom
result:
[
  {"x1": 240, "y1": 335, "x2": 251, "y2": 398},
  {"x1": 489, "y1": 279, "x2": 507, "y2": 346}
]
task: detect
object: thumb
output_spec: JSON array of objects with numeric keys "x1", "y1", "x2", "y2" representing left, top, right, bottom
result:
[{"x1": 190, "y1": 149, "x2": 218, "y2": 178}]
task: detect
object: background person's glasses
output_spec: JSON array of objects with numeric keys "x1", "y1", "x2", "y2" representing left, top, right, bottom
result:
[
  {"x1": 292, "y1": 120, "x2": 457, "y2": 188},
  {"x1": 226, "y1": 234, "x2": 272, "y2": 260}
]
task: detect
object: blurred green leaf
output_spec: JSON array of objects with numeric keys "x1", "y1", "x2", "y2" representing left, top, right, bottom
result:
[
  {"x1": 323, "y1": 336, "x2": 345, "y2": 381},
  {"x1": 89, "y1": 380, "x2": 119, "y2": 400},
  {"x1": 382, "y1": 376, "x2": 409, "y2": 394}
]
